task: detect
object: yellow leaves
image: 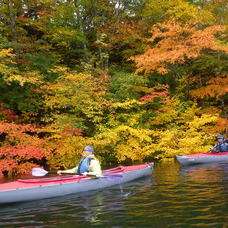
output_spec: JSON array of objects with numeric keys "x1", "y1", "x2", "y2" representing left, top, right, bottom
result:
[
  {"x1": 0, "y1": 49, "x2": 43, "y2": 86},
  {"x1": 47, "y1": 28, "x2": 79, "y2": 47},
  {"x1": 42, "y1": 68, "x2": 109, "y2": 132},
  {"x1": 48, "y1": 65, "x2": 68, "y2": 73},
  {"x1": 110, "y1": 99, "x2": 141, "y2": 109},
  {"x1": 0, "y1": 48, "x2": 13, "y2": 58},
  {"x1": 44, "y1": 71, "x2": 95, "y2": 108},
  {"x1": 144, "y1": 0, "x2": 214, "y2": 24},
  {"x1": 149, "y1": 112, "x2": 218, "y2": 159},
  {"x1": 45, "y1": 135, "x2": 86, "y2": 169},
  {"x1": 0, "y1": 49, "x2": 15, "y2": 76},
  {"x1": 5, "y1": 71, "x2": 42, "y2": 86},
  {"x1": 167, "y1": 0, "x2": 215, "y2": 23},
  {"x1": 91, "y1": 88, "x2": 221, "y2": 162},
  {"x1": 96, "y1": 125, "x2": 155, "y2": 162},
  {"x1": 187, "y1": 114, "x2": 218, "y2": 131},
  {"x1": 150, "y1": 129, "x2": 213, "y2": 159}
]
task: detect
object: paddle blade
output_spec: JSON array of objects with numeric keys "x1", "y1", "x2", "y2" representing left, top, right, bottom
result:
[
  {"x1": 32, "y1": 168, "x2": 49, "y2": 177},
  {"x1": 99, "y1": 174, "x2": 123, "y2": 182}
]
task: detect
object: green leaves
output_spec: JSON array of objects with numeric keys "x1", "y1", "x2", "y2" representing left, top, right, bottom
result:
[{"x1": 42, "y1": 69, "x2": 108, "y2": 135}]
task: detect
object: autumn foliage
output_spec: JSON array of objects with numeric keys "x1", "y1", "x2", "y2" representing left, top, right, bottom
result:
[
  {"x1": 0, "y1": 105, "x2": 48, "y2": 176},
  {"x1": 132, "y1": 20, "x2": 228, "y2": 75},
  {"x1": 0, "y1": 0, "x2": 227, "y2": 177}
]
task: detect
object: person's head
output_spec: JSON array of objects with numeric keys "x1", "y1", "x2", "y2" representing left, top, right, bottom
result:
[
  {"x1": 216, "y1": 134, "x2": 224, "y2": 142},
  {"x1": 82, "y1": 146, "x2": 94, "y2": 157}
]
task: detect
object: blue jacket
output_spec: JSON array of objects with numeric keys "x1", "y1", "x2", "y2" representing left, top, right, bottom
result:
[
  {"x1": 212, "y1": 140, "x2": 228, "y2": 152},
  {"x1": 60, "y1": 154, "x2": 102, "y2": 175}
]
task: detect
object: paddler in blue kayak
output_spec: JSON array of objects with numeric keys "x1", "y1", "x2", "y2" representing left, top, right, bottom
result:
[
  {"x1": 57, "y1": 146, "x2": 102, "y2": 176},
  {"x1": 209, "y1": 134, "x2": 228, "y2": 153}
]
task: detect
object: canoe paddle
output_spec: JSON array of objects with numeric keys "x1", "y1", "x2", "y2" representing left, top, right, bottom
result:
[{"x1": 32, "y1": 168, "x2": 123, "y2": 182}]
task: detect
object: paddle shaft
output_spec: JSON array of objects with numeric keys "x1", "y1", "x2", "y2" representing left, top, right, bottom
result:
[
  {"x1": 32, "y1": 168, "x2": 123, "y2": 182},
  {"x1": 48, "y1": 171, "x2": 97, "y2": 177}
]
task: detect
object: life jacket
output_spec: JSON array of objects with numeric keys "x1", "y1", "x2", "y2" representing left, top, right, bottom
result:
[
  {"x1": 77, "y1": 157, "x2": 94, "y2": 174},
  {"x1": 216, "y1": 141, "x2": 228, "y2": 152}
]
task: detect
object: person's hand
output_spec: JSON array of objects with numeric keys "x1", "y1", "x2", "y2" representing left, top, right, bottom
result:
[{"x1": 57, "y1": 170, "x2": 62, "y2": 175}]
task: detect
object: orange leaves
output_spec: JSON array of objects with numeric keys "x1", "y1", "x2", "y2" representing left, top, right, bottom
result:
[
  {"x1": 0, "y1": 144, "x2": 45, "y2": 160},
  {"x1": 190, "y1": 74, "x2": 228, "y2": 100},
  {"x1": 215, "y1": 118, "x2": 228, "y2": 133},
  {"x1": 0, "y1": 122, "x2": 36, "y2": 140},
  {"x1": 0, "y1": 159, "x2": 18, "y2": 177},
  {"x1": 132, "y1": 20, "x2": 228, "y2": 75}
]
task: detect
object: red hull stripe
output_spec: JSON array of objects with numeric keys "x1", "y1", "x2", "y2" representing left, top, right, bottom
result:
[{"x1": 184, "y1": 152, "x2": 228, "y2": 158}]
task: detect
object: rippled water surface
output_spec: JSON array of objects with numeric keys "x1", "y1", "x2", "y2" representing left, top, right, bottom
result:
[{"x1": 0, "y1": 161, "x2": 228, "y2": 227}]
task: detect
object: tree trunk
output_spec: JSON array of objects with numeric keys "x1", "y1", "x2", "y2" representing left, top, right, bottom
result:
[{"x1": 7, "y1": 0, "x2": 19, "y2": 63}]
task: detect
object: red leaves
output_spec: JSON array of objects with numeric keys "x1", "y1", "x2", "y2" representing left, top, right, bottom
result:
[
  {"x1": 139, "y1": 90, "x2": 171, "y2": 114},
  {"x1": 0, "y1": 143, "x2": 46, "y2": 176},
  {"x1": 0, "y1": 104, "x2": 19, "y2": 121},
  {"x1": 140, "y1": 91, "x2": 170, "y2": 102},
  {"x1": 155, "y1": 108, "x2": 171, "y2": 113},
  {"x1": 63, "y1": 127, "x2": 83, "y2": 136},
  {"x1": 0, "y1": 119, "x2": 47, "y2": 176}
]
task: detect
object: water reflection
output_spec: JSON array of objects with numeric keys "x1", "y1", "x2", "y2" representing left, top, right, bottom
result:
[
  {"x1": 179, "y1": 162, "x2": 228, "y2": 183},
  {"x1": 0, "y1": 177, "x2": 153, "y2": 227}
]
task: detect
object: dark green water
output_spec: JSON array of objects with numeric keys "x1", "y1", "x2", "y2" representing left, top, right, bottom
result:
[{"x1": 0, "y1": 161, "x2": 228, "y2": 227}]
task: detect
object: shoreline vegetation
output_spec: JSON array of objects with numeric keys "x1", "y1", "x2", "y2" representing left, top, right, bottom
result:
[{"x1": 0, "y1": 0, "x2": 227, "y2": 177}]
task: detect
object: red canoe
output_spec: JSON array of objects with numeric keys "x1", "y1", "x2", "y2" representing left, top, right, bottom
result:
[
  {"x1": 0, "y1": 163, "x2": 153, "y2": 204},
  {"x1": 176, "y1": 152, "x2": 228, "y2": 165}
]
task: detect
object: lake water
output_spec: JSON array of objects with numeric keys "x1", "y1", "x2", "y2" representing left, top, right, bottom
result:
[{"x1": 0, "y1": 161, "x2": 228, "y2": 227}]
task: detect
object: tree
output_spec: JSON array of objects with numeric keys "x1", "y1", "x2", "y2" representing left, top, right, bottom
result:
[
  {"x1": 42, "y1": 67, "x2": 109, "y2": 136},
  {"x1": 131, "y1": 20, "x2": 228, "y2": 121},
  {"x1": 188, "y1": 0, "x2": 228, "y2": 25},
  {"x1": 142, "y1": 0, "x2": 214, "y2": 25},
  {"x1": 132, "y1": 20, "x2": 228, "y2": 75},
  {"x1": 0, "y1": 104, "x2": 48, "y2": 176}
]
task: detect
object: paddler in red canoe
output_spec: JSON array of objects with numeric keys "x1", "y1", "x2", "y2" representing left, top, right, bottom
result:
[
  {"x1": 209, "y1": 134, "x2": 228, "y2": 153},
  {"x1": 57, "y1": 146, "x2": 102, "y2": 176}
]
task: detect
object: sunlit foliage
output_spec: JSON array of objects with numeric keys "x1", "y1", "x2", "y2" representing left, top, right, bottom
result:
[{"x1": 0, "y1": 0, "x2": 227, "y2": 176}]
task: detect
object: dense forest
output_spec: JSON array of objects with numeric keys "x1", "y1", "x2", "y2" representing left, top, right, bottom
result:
[{"x1": 0, "y1": 0, "x2": 227, "y2": 176}]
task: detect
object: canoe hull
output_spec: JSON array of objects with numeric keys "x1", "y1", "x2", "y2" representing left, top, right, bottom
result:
[
  {"x1": 0, "y1": 163, "x2": 153, "y2": 204},
  {"x1": 176, "y1": 152, "x2": 228, "y2": 165}
]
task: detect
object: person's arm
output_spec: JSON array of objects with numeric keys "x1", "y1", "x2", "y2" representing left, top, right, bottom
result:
[
  {"x1": 209, "y1": 143, "x2": 219, "y2": 153},
  {"x1": 225, "y1": 142, "x2": 228, "y2": 151},
  {"x1": 57, "y1": 166, "x2": 78, "y2": 175},
  {"x1": 84, "y1": 159, "x2": 102, "y2": 176}
]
